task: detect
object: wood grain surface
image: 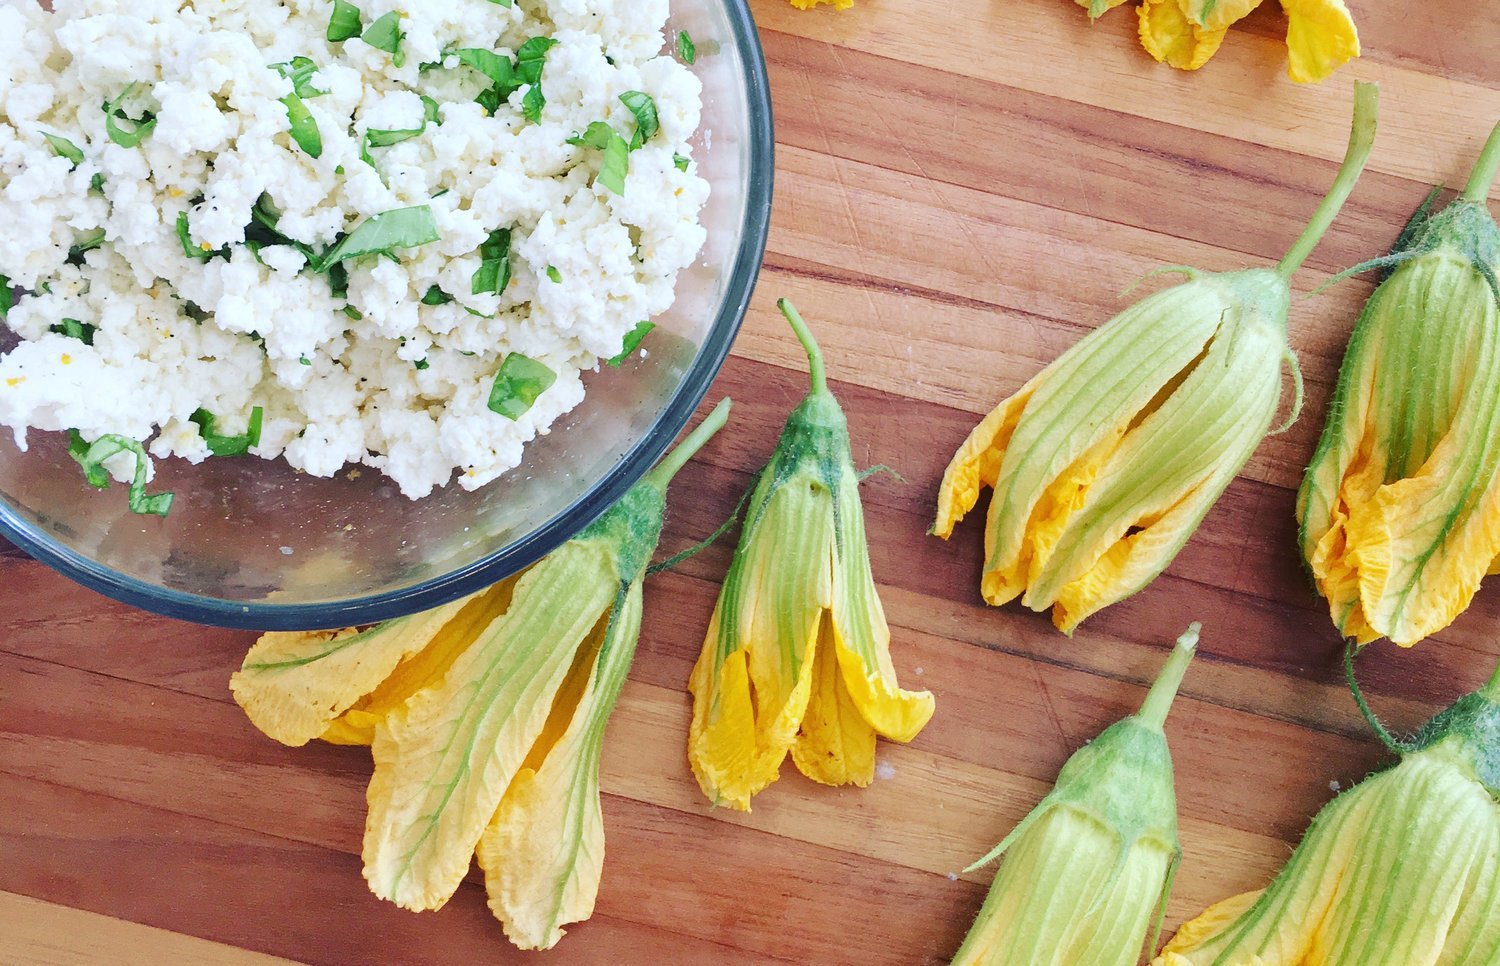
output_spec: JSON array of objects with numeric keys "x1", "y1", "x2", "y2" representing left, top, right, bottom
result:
[{"x1": 4, "y1": 1, "x2": 1500, "y2": 963}]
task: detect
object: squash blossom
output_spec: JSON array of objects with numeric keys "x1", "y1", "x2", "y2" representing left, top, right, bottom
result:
[
  {"x1": 1078, "y1": 0, "x2": 1359, "y2": 84},
  {"x1": 953, "y1": 624, "x2": 1198, "y2": 966},
  {"x1": 933, "y1": 82, "x2": 1378, "y2": 635},
  {"x1": 1298, "y1": 122, "x2": 1500, "y2": 648},
  {"x1": 687, "y1": 300, "x2": 935, "y2": 811},
  {"x1": 231, "y1": 398, "x2": 731, "y2": 951},
  {"x1": 1157, "y1": 657, "x2": 1500, "y2": 965}
]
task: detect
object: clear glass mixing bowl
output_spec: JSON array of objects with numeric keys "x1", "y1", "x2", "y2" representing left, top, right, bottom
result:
[{"x1": 0, "y1": 0, "x2": 773, "y2": 630}]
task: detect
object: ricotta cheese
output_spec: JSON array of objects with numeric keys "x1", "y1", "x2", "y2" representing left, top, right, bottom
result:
[{"x1": 0, "y1": 0, "x2": 708, "y2": 499}]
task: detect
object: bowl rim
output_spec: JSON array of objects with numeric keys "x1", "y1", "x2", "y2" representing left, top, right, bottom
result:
[{"x1": 0, "y1": 0, "x2": 775, "y2": 631}]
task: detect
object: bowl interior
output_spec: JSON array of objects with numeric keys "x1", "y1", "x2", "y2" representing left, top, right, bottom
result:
[{"x1": 0, "y1": 0, "x2": 772, "y2": 630}]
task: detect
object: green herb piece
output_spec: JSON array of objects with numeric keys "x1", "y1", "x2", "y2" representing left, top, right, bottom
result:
[
  {"x1": 568, "y1": 121, "x2": 629, "y2": 194},
  {"x1": 190, "y1": 405, "x2": 265, "y2": 457},
  {"x1": 471, "y1": 228, "x2": 511, "y2": 296},
  {"x1": 546, "y1": 265, "x2": 562, "y2": 283},
  {"x1": 68, "y1": 228, "x2": 106, "y2": 260},
  {"x1": 271, "y1": 57, "x2": 328, "y2": 98},
  {"x1": 414, "y1": 358, "x2": 430, "y2": 370},
  {"x1": 619, "y1": 91, "x2": 659, "y2": 150},
  {"x1": 51, "y1": 318, "x2": 96, "y2": 345},
  {"x1": 364, "y1": 12, "x2": 406, "y2": 67},
  {"x1": 281, "y1": 93, "x2": 323, "y2": 158},
  {"x1": 515, "y1": 36, "x2": 558, "y2": 123},
  {"x1": 421, "y1": 95, "x2": 441, "y2": 126},
  {"x1": 605, "y1": 321, "x2": 654, "y2": 367},
  {"x1": 299, "y1": 355, "x2": 312, "y2": 365},
  {"x1": 488, "y1": 0, "x2": 514, "y2": 5},
  {"x1": 102, "y1": 84, "x2": 155, "y2": 149},
  {"x1": 673, "y1": 152, "x2": 690, "y2": 172},
  {"x1": 365, "y1": 126, "x2": 424, "y2": 148},
  {"x1": 244, "y1": 195, "x2": 319, "y2": 264},
  {"x1": 89, "y1": 173, "x2": 104, "y2": 193},
  {"x1": 487, "y1": 352, "x2": 556, "y2": 420},
  {"x1": 67, "y1": 431, "x2": 174, "y2": 517},
  {"x1": 316, "y1": 206, "x2": 440, "y2": 270},
  {"x1": 677, "y1": 30, "x2": 696, "y2": 65},
  {"x1": 328, "y1": 0, "x2": 363, "y2": 42},
  {"x1": 43, "y1": 132, "x2": 84, "y2": 168},
  {"x1": 0, "y1": 277, "x2": 12, "y2": 316},
  {"x1": 343, "y1": 305, "x2": 363, "y2": 320},
  {"x1": 456, "y1": 48, "x2": 515, "y2": 88},
  {"x1": 421, "y1": 285, "x2": 453, "y2": 305},
  {"x1": 177, "y1": 211, "x2": 218, "y2": 261}
]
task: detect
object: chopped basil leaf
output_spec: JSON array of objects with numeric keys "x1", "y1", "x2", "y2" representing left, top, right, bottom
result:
[
  {"x1": 456, "y1": 48, "x2": 515, "y2": 88},
  {"x1": 89, "y1": 172, "x2": 104, "y2": 193},
  {"x1": 328, "y1": 0, "x2": 363, "y2": 42},
  {"x1": 421, "y1": 285, "x2": 453, "y2": 305},
  {"x1": 177, "y1": 211, "x2": 223, "y2": 261},
  {"x1": 69, "y1": 228, "x2": 106, "y2": 261},
  {"x1": 316, "y1": 205, "x2": 440, "y2": 270},
  {"x1": 605, "y1": 320, "x2": 654, "y2": 367},
  {"x1": 421, "y1": 95, "x2": 442, "y2": 125},
  {"x1": 51, "y1": 318, "x2": 96, "y2": 345},
  {"x1": 343, "y1": 304, "x2": 363, "y2": 320},
  {"x1": 281, "y1": 93, "x2": 323, "y2": 158},
  {"x1": 271, "y1": 57, "x2": 328, "y2": 99},
  {"x1": 568, "y1": 121, "x2": 629, "y2": 194},
  {"x1": 67, "y1": 431, "x2": 174, "y2": 517},
  {"x1": 673, "y1": 152, "x2": 690, "y2": 172},
  {"x1": 244, "y1": 195, "x2": 319, "y2": 264},
  {"x1": 190, "y1": 405, "x2": 264, "y2": 457},
  {"x1": 677, "y1": 30, "x2": 696, "y2": 65},
  {"x1": 363, "y1": 12, "x2": 406, "y2": 67},
  {"x1": 471, "y1": 228, "x2": 511, "y2": 296},
  {"x1": 299, "y1": 355, "x2": 312, "y2": 365},
  {"x1": 515, "y1": 36, "x2": 558, "y2": 123},
  {"x1": 0, "y1": 277, "x2": 12, "y2": 316},
  {"x1": 487, "y1": 353, "x2": 555, "y2": 420},
  {"x1": 488, "y1": 0, "x2": 514, "y2": 5},
  {"x1": 43, "y1": 132, "x2": 84, "y2": 168},
  {"x1": 545, "y1": 265, "x2": 561, "y2": 283},
  {"x1": 102, "y1": 84, "x2": 156, "y2": 148},
  {"x1": 414, "y1": 358, "x2": 430, "y2": 370},
  {"x1": 619, "y1": 91, "x2": 659, "y2": 150},
  {"x1": 365, "y1": 126, "x2": 424, "y2": 148}
]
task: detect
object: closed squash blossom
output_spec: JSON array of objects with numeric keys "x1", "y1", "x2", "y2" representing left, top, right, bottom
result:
[
  {"x1": 1298, "y1": 122, "x2": 1500, "y2": 647},
  {"x1": 935, "y1": 83, "x2": 1378, "y2": 634},
  {"x1": 953, "y1": 625, "x2": 1198, "y2": 966},
  {"x1": 1157, "y1": 658, "x2": 1500, "y2": 965},
  {"x1": 688, "y1": 300, "x2": 935, "y2": 811},
  {"x1": 232, "y1": 400, "x2": 731, "y2": 950}
]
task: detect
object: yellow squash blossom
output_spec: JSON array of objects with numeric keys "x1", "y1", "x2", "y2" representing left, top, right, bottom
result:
[
  {"x1": 933, "y1": 82, "x2": 1378, "y2": 634},
  {"x1": 1079, "y1": 0, "x2": 1359, "y2": 83},
  {"x1": 232, "y1": 399, "x2": 731, "y2": 950},
  {"x1": 1157, "y1": 655, "x2": 1500, "y2": 965},
  {"x1": 1298, "y1": 122, "x2": 1500, "y2": 647},
  {"x1": 688, "y1": 300, "x2": 935, "y2": 811},
  {"x1": 954, "y1": 625, "x2": 1198, "y2": 966}
]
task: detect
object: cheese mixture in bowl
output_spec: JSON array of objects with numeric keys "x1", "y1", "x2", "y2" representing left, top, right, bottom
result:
[{"x1": 0, "y1": 0, "x2": 708, "y2": 500}]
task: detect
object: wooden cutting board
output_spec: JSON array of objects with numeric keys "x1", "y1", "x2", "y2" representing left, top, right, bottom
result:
[{"x1": 4, "y1": 1, "x2": 1499, "y2": 962}]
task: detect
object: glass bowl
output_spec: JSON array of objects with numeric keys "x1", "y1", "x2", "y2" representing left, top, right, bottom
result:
[{"x1": 0, "y1": 0, "x2": 773, "y2": 631}]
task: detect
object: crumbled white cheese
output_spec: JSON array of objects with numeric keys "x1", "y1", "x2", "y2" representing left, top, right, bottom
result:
[{"x1": 0, "y1": 0, "x2": 707, "y2": 499}]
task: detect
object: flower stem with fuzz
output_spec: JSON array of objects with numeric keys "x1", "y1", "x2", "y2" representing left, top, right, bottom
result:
[
  {"x1": 778, "y1": 298, "x2": 829, "y2": 397},
  {"x1": 643, "y1": 397, "x2": 732, "y2": 492},
  {"x1": 1276, "y1": 81, "x2": 1380, "y2": 281},
  {"x1": 1462, "y1": 121, "x2": 1500, "y2": 205},
  {"x1": 1137, "y1": 623, "x2": 1200, "y2": 730}
]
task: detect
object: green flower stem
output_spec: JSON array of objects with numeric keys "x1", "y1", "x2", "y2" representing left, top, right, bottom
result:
[
  {"x1": 1137, "y1": 623, "x2": 1201, "y2": 731},
  {"x1": 1481, "y1": 655, "x2": 1500, "y2": 703},
  {"x1": 1276, "y1": 81, "x2": 1380, "y2": 281},
  {"x1": 778, "y1": 298, "x2": 828, "y2": 397},
  {"x1": 643, "y1": 397, "x2": 731, "y2": 491},
  {"x1": 1461, "y1": 121, "x2": 1500, "y2": 204}
]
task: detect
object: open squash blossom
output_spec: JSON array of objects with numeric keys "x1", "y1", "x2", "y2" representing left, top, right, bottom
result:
[
  {"x1": 1298, "y1": 122, "x2": 1500, "y2": 648},
  {"x1": 1156, "y1": 656, "x2": 1500, "y2": 965},
  {"x1": 687, "y1": 300, "x2": 935, "y2": 811},
  {"x1": 933, "y1": 82, "x2": 1377, "y2": 634},
  {"x1": 953, "y1": 624, "x2": 1198, "y2": 966},
  {"x1": 231, "y1": 398, "x2": 731, "y2": 951},
  {"x1": 1124, "y1": 0, "x2": 1359, "y2": 83}
]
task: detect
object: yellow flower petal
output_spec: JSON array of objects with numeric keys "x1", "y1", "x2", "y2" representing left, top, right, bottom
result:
[
  {"x1": 362, "y1": 541, "x2": 620, "y2": 911},
  {"x1": 1138, "y1": 0, "x2": 1230, "y2": 71},
  {"x1": 688, "y1": 463, "x2": 831, "y2": 811},
  {"x1": 229, "y1": 594, "x2": 479, "y2": 747},
  {"x1": 320, "y1": 578, "x2": 522, "y2": 746},
  {"x1": 790, "y1": 622, "x2": 878, "y2": 787},
  {"x1": 477, "y1": 581, "x2": 643, "y2": 951},
  {"x1": 1280, "y1": 0, "x2": 1359, "y2": 84},
  {"x1": 788, "y1": 0, "x2": 852, "y2": 8},
  {"x1": 933, "y1": 374, "x2": 1040, "y2": 541}
]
